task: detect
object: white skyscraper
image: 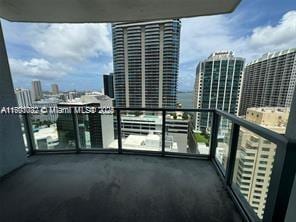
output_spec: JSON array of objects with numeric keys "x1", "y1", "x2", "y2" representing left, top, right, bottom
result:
[
  {"x1": 51, "y1": 84, "x2": 59, "y2": 95},
  {"x1": 15, "y1": 88, "x2": 33, "y2": 107},
  {"x1": 32, "y1": 80, "x2": 43, "y2": 101}
]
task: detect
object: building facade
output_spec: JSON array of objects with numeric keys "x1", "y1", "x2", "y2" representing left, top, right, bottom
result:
[
  {"x1": 32, "y1": 98, "x2": 61, "y2": 122},
  {"x1": 15, "y1": 88, "x2": 33, "y2": 107},
  {"x1": 57, "y1": 94, "x2": 114, "y2": 149},
  {"x1": 112, "y1": 20, "x2": 181, "y2": 108},
  {"x1": 232, "y1": 107, "x2": 289, "y2": 219},
  {"x1": 51, "y1": 84, "x2": 59, "y2": 95},
  {"x1": 193, "y1": 51, "x2": 244, "y2": 131},
  {"x1": 103, "y1": 73, "x2": 114, "y2": 98},
  {"x1": 32, "y1": 80, "x2": 43, "y2": 101},
  {"x1": 239, "y1": 48, "x2": 296, "y2": 116}
]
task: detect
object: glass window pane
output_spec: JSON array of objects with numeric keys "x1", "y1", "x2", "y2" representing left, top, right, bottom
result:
[
  {"x1": 78, "y1": 111, "x2": 118, "y2": 150},
  {"x1": 120, "y1": 111, "x2": 162, "y2": 152},
  {"x1": 31, "y1": 113, "x2": 75, "y2": 150},
  {"x1": 165, "y1": 111, "x2": 211, "y2": 155},
  {"x1": 215, "y1": 117, "x2": 232, "y2": 170},
  {"x1": 232, "y1": 127, "x2": 276, "y2": 219}
]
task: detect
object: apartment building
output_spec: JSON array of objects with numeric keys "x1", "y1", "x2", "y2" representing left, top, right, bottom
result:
[
  {"x1": 239, "y1": 48, "x2": 296, "y2": 116},
  {"x1": 233, "y1": 107, "x2": 289, "y2": 219},
  {"x1": 193, "y1": 51, "x2": 244, "y2": 131},
  {"x1": 112, "y1": 20, "x2": 181, "y2": 108}
]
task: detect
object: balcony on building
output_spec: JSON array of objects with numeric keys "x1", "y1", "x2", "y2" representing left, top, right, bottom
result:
[{"x1": 0, "y1": 1, "x2": 295, "y2": 222}]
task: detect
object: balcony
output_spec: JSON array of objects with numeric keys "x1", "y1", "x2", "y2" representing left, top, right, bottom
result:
[
  {"x1": 1, "y1": 107, "x2": 294, "y2": 222},
  {"x1": 0, "y1": 154, "x2": 241, "y2": 222}
]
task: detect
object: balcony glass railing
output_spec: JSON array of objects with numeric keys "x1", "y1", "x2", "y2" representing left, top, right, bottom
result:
[{"x1": 20, "y1": 107, "x2": 290, "y2": 222}]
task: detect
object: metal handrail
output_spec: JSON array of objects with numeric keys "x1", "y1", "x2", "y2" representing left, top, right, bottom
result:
[
  {"x1": 22, "y1": 107, "x2": 292, "y2": 222},
  {"x1": 215, "y1": 109, "x2": 287, "y2": 146}
]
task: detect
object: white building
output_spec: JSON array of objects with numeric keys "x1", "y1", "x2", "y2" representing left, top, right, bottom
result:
[
  {"x1": 33, "y1": 124, "x2": 59, "y2": 150},
  {"x1": 15, "y1": 88, "x2": 33, "y2": 107},
  {"x1": 32, "y1": 80, "x2": 43, "y2": 101},
  {"x1": 108, "y1": 132, "x2": 178, "y2": 152},
  {"x1": 51, "y1": 84, "x2": 59, "y2": 95},
  {"x1": 32, "y1": 98, "x2": 61, "y2": 122},
  {"x1": 232, "y1": 107, "x2": 289, "y2": 219}
]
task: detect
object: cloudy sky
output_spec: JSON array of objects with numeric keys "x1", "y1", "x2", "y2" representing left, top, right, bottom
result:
[{"x1": 2, "y1": 0, "x2": 296, "y2": 92}]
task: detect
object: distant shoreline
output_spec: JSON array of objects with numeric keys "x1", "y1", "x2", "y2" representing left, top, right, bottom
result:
[{"x1": 177, "y1": 91, "x2": 193, "y2": 93}]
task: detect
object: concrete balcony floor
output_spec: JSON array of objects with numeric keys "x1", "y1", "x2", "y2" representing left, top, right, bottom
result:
[{"x1": 0, "y1": 154, "x2": 242, "y2": 222}]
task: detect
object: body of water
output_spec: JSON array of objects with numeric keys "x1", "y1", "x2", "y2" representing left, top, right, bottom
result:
[{"x1": 177, "y1": 92, "x2": 193, "y2": 108}]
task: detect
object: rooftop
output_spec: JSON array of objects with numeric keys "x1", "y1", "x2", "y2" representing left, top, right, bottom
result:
[{"x1": 247, "y1": 48, "x2": 296, "y2": 65}]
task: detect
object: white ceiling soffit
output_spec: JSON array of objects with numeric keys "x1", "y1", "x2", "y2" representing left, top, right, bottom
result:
[{"x1": 0, "y1": 0, "x2": 241, "y2": 23}]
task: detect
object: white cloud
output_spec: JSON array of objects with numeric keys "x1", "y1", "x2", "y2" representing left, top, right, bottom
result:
[
  {"x1": 9, "y1": 58, "x2": 72, "y2": 79},
  {"x1": 180, "y1": 10, "x2": 296, "y2": 65},
  {"x1": 179, "y1": 10, "x2": 296, "y2": 90},
  {"x1": 2, "y1": 22, "x2": 113, "y2": 81},
  {"x1": 249, "y1": 11, "x2": 296, "y2": 49},
  {"x1": 29, "y1": 23, "x2": 112, "y2": 62},
  {"x1": 2, "y1": 22, "x2": 112, "y2": 62},
  {"x1": 101, "y1": 61, "x2": 113, "y2": 73}
]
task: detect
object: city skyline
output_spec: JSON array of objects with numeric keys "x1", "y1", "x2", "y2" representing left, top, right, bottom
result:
[{"x1": 1, "y1": 1, "x2": 295, "y2": 91}]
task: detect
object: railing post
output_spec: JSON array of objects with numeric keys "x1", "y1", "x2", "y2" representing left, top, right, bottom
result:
[
  {"x1": 71, "y1": 108, "x2": 81, "y2": 153},
  {"x1": 117, "y1": 109, "x2": 122, "y2": 154},
  {"x1": 23, "y1": 113, "x2": 36, "y2": 155},
  {"x1": 161, "y1": 109, "x2": 166, "y2": 156},
  {"x1": 210, "y1": 110, "x2": 220, "y2": 160},
  {"x1": 225, "y1": 123, "x2": 240, "y2": 186},
  {"x1": 263, "y1": 140, "x2": 295, "y2": 222}
]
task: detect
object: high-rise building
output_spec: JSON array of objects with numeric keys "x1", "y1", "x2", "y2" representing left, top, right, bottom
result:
[
  {"x1": 51, "y1": 84, "x2": 59, "y2": 95},
  {"x1": 57, "y1": 94, "x2": 114, "y2": 149},
  {"x1": 103, "y1": 73, "x2": 114, "y2": 98},
  {"x1": 31, "y1": 80, "x2": 43, "y2": 101},
  {"x1": 193, "y1": 51, "x2": 244, "y2": 131},
  {"x1": 239, "y1": 48, "x2": 296, "y2": 116},
  {"x1": 232, "y1": 107, "x2": 289, "y2": 219},
  {"x1": 15, "y1": 88, "x2": 32, "y2": 107},
  {"x1": 112, "y1": 20, "x2": 181, "y2": 108},
  {"x1": 32, "y1": 98, "x2": 61, "y2": 122}
]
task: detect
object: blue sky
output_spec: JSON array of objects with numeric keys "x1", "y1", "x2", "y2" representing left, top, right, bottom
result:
[{"x1": 1, "y1": 0, "x2": 296, "y2": 92}]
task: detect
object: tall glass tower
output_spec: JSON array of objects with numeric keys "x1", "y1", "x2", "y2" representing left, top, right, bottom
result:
[
  {"x1": 193, "y1": 52, "x2": 244, "y2": 132},
  {"x1": 112, "y1": 20, "x2": 181, "y2": 108}
]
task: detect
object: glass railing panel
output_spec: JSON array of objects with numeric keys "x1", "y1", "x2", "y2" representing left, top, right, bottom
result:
[
  {"x1": 120, "y1": 110, "x2": 162, "y2": 152},
  {"x1": 165, "y1": 111, "x2": 211, "y2": 155},
  {"x1": 78, "y1": 111, "x2": 118, "y2": 150},
  {"x1": 31, "y1": 113, "x2": 75, "y2": 150},
  {"x1": 215, "y1": 116, "x2": 232, "y2": 171},
  {"x1": 232, "y1": 127, "x2": 277, "y2": 219}
]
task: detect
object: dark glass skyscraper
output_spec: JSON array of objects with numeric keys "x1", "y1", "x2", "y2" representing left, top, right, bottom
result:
[
  {"x1": 193, "y1": 52, "x2": 244, "y2": 131},
  {"x1": 112, "y1": 20, "x2": 181, "y2": 108},
  {"x1": 103, "y1": 73, "x2": 114, "y2": 98}
]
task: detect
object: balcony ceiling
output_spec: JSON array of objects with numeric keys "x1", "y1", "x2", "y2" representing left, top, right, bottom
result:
[{"x1": 0, "y1": 0, "x2": 241, "y2": 23}]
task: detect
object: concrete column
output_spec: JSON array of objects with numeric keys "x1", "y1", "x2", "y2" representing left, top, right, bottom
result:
[{"x1": 0, "y1": 22, "x2": 26, "y2": 177}]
